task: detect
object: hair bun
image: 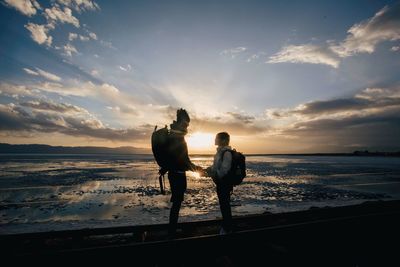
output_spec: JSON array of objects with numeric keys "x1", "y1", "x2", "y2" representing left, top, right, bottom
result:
[{"x1": 177, "y1": 108, "x2": 190, "y2": 122}]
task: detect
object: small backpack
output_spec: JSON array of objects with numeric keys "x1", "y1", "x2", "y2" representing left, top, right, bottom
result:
[{"x1": 223, "y1": 149, "x2": 246, "y2": 186}]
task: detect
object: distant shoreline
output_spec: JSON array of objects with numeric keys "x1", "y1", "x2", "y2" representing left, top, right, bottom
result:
[
  {"x1": 1, "y1": 143, "x2": 399, "y2": 157},
  {"x1": 245, "y1": 152, "x2": 400, "y2": 157}
]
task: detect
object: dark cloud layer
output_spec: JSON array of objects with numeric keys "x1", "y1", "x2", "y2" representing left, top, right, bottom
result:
[
  {"x1": 270, "y1": 86, "x2": 400, "y2": 117},
  {"x1": 20, "y1": 100, "x2": 88, "y2": 113},
  {"x1": 295, "y1": 96, "x2": 400, "y2": 116},
  {"x1": 275, "y1": 86, "x2": 400, "y2": 151},
  {"x1": 0, "y1": 102, "x2": 150, "y2": 141}
]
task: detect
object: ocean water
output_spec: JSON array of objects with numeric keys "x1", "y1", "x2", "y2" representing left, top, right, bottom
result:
[{"x1": 1, "y1": 154, "x2": 400, "y2": 234}]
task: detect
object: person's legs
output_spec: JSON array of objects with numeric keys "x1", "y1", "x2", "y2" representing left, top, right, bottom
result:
[
  {"x1": 217, "y1": 184, "x2": 233, "y2": 233},
  {"x1": 168, "y1": 200, "x2": 181, "y2": 235},
  {"x1": 167, "y1": 171, "x2": 187, "y2": 237}
]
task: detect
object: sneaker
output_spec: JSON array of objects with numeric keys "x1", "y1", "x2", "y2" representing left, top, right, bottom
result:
[
  {"x1": 219, "y1": 227, "x2": 229, "y2": 235},
  {"x1": 168, "y1": 228, "x2": 183, "y2": 240}
]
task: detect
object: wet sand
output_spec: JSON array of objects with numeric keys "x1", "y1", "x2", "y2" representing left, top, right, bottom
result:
[{"x1": 1, "y1": 154, "x2": 399, "y2": 234}]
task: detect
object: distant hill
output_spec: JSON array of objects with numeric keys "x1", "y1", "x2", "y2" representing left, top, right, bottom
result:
[
  {"x1": 1, "y1": 143, "x2": 399, "y2": 157},
  {"x1": 0, "y1": 143, "x2": 151, "y2": 154},
  {"x1": 352, "y1": 150, "x2": 400, "y2": 157}
]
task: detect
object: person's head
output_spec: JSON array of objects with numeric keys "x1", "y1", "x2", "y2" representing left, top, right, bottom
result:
[
  {"x1": 215, "y1": 132, "x2": 230, "y2": 147},
  {"x1": 176, "y1": 108, "x2": 190, "y2": 129}
]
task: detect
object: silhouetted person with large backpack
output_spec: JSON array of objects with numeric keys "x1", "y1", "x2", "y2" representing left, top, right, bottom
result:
[
  {"x1": 207, "y1": 132, "x2": 246, "y2": 234},
  {"x1": 151, "y1": 108, "x2": 203, "y2": 238}
]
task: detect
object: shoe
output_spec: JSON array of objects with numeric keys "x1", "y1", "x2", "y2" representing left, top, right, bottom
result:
[
  {"x1": 219, "y1": 226, "x2": 233, "y2": 235},
  {"x1": 219, "y1": 227, "x2": 228, "y2": 235},
  {"x1": 168, "y1": 228, "x2": 183, "y2": 240},
  {"x1": 168, "y1": 228, "x2": 176, "y2": 240}
]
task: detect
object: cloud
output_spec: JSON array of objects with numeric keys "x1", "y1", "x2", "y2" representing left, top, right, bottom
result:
[
  {"x1": 189, "y1": 111, "x2": 267, "y2": 136},
  {"x1": 10, "y1": 81, "x2": 142, "y2": 121},
  {"x1": 1, "y1": 82, "x2": 203, "y2": 140},
  {"x1": 0, "y1": 101, "x2": 148, "y2": 142},
  {"x1": 30, "y1": 81, "x2": 119, "y2": 97},
  {"x1": 0, "y1": 83, "x2": 34, "y2": 97},
  {"x1": 20, "y1": 100, "x2": 89, "y2": 114},
  {"x1": 287, "y1": 110, "x2": 400, "y2": 134},
  {"x1": 331, "y1": 3, "x2": 400, "y2": 57},
  {"x1": 118, "y1": 64, "x2": 132, "y2": 72},
  {"x1": 268, "y1": 44, "x2": 340, "y2": 68},
  {"x1": 4, "y1": 0, "x2": 41, "y2": 16},
  {"x1": 191, "y1": 117, "x2": 267, "y2": 136},
  {"x1": 79, "y1": 35, "x2": 90, "y2": 41},
  {"x1": 226, "y1": 112, "x2": 255, "y2": 124},
  {"x1": 44, "y1": 5, "x2": 80, "y2": 28},
  {"x1": 24, "y1": 23, "x2": 53, "y2": 46},
  {"x1": 247, "y1": 52, "x2": 267, "y2": 62},
  {"x1": 293, "y1": 98, "x2": 369, "y2": 116},
  {"x1": 269, "y1": 3, "x2": 400, "y2": 68},
  {"x1": 15, "y1": 0, "x2": 99, "y2": 50},
  {"x1": 22, "y1": 68, "x2": 38, "y2": 76},
  {"x1": 1, "y1": 80, "x2": 114, "y2": 98},
  {"x1": 0, "y1": 80, "x2": 157, "y2": 131},
  {"x1": 100, "y1": 40, "x2": 116, "y2": 49},
  {"x1": 68, "y1": 32, "x2": 78, "y2": 41},
  {"x1": 0, "y1": 81, "x2": 139, "y2": 117},
  {"x1": 269, "y1": 86, "x2": 400, "y2": 118},
  {"x1": 220, "y1": 47, "x2": 247, "y2": 58},
  {"x1": 23, "y1": 68, "x2": 62, "y2": 82},
  {"x1": 88, "y1": 32, "x2": 97, "y2": 40},
  {"x1": 69, "y1": 32, "x2": 92, "y2": 42},
  {"x1": 63, "y1": 43, "x2": 78, "y2": 56},
  {"x1": 265, "y1": 85, "x2": 400, "y2": 151},
  {"x1": 36, "y1": 69, "x2": 61, "y2": 82},
  {"x1": 391, "y1": 46, "x2": 400, "y2": 51},
  {"x1": 281, "y1": 108, "x2": 400, "y2": 151},
  {"x1": 299, "y1": 87, "x2": 398, "y2": 117},
  {"x1": 90, "y1": 69, "x2": 99, "y2": 76},
  {"x1": 106, "y1": 105, "x2": 138, "y2": 116},
  {"x1": 57, "y1": 0, "x2": 99, "y2": 12}
]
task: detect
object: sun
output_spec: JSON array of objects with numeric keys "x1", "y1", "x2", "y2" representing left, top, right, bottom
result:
[{"x1": 187, "y1": 132, "x2": 214, "y2": 150}]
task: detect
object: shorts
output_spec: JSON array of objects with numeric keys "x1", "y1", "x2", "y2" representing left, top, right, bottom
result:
[{"x1": 168, "y1": 171, "x2": 187, "y2": 203}]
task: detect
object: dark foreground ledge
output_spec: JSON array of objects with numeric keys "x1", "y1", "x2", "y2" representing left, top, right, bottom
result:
[{"x1": 1, "y1": 200, "x2": 399, "y2": 266}]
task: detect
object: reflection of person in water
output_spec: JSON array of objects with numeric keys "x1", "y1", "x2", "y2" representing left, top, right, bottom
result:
[
  {"x1": 167, "y1": 109, "x2": 204, "y2": 238},
  {"x1": 207, "y1": 132, "x2": 233, "y2": 234}
]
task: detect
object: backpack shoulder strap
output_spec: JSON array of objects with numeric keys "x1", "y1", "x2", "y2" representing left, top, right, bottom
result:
[
  {"x1": 218, "y1": 149, "x2": 232, "y2": 166},
  {"x1": 221, "y1": 149, "x2": 234, "y2": 158}
]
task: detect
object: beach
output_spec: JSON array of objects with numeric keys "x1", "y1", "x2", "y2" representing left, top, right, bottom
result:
[{"x1": 1, "y1": 154, "x2": 399, "y2": 234}]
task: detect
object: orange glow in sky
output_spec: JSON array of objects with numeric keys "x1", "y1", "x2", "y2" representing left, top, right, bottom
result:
[{"x1": 186, "y1": 132, "x2": 214, "y2": 152}]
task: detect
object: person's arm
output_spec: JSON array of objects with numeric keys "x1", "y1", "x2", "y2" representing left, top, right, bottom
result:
[
  {"x1": 181, "y1": 141, "x2": 201, "y2": 172},
  {"x1": 216, "y1": 151, "x2": 232, "y2": 178}
]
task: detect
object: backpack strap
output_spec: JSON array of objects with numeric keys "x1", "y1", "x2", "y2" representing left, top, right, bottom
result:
[
  {"x1": 220, "y1": 149, "x2": 233, "y2": 164},
  {"x1": 221, "y1": 149, "x2": 234, "y2": 192},
  {"x1": 221, "y1": 149, "x2": 236, "y2": 160},
  {"x1": 218, "y1": 149, "x2": 234, "y2": 176}
]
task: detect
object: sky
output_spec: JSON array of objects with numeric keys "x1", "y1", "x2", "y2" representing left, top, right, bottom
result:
[{"x1": 0, "y1": 0, "x2": 399, "y2": 153}]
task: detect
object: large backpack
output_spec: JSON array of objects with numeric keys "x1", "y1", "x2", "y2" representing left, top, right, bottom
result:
[
  {"x1": 151, "y1": 125, "x2": 171, "y2": 194},
  {"x1": 223, "y1": 149, "x2": 246, "y2": 186},
  {"x1": 151, "y1": 125, "x2": 171, "y2": 172}
]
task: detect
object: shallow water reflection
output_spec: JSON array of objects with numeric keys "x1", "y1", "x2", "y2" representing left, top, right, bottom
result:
[{"x1": 1, "y1": 154, "x2": 399, "y2": 234}]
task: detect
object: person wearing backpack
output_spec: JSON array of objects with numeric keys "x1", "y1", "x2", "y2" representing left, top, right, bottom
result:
[
  {"x1": 163, "y1": 109, "x2": 203, "y2": 238},
  {"x1": 206, "y1": 132, "x2": 246, "y2": 234}
]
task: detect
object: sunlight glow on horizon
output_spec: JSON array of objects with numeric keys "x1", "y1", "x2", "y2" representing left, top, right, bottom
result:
[{"x1": 187, "y1": 132, "x2": 215, "y2": 151}]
